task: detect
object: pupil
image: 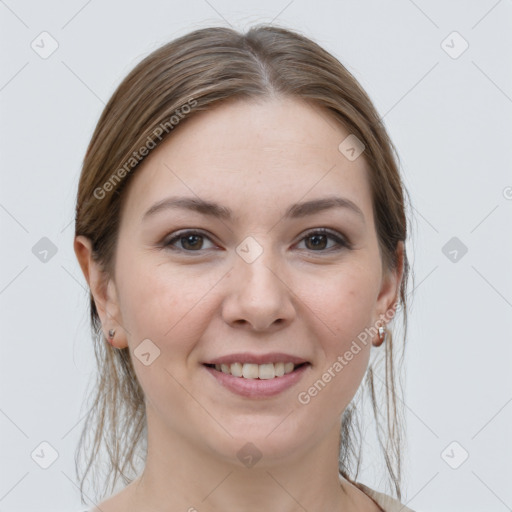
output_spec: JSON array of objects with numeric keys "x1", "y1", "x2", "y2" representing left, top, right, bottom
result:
[
  {"x1": 183, "y1": 235, "x2": 201, "y2": 250},
  {"x1": 308, "y1": 234, "x2": 326, "y2": 250}
]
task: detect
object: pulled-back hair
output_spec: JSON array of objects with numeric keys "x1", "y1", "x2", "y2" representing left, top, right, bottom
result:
[{"x1": 74, "y1": 23, "x2": 412, "y2": 503}]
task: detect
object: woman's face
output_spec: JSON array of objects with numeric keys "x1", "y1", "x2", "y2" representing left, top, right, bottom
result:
[{"x1": 92, "y1": 97, "x2": 401, "y2": 466}]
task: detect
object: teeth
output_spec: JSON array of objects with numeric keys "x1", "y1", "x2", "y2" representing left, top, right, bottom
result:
[
  {"x1": 242, "y1": 363, "x2": 259, "y2": 379},
  {"x1": 230, "y1": 362, "x2": 243, "y2": 377},
  {"x1": 210, "y1": 361, "x2": 303, "y2": 379},
  {"x1": 258, "y1": 363, "x2": 275, "y2": 380}
]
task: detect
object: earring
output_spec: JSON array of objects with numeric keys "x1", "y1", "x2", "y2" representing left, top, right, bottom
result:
[
  {"x1": 377, "y1": 326, "x2": 387, "y2": 345},
  {"x1": 107, "y1": 328, "x2": 116, "y2": 346}
]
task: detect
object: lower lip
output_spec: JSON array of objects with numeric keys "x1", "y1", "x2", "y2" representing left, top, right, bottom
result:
[{"x1": 203, "y1": 364, "x2": 310, "y2": 398}]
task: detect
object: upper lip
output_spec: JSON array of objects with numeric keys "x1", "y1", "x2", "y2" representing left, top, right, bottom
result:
[{"x1": 203, "y1": 352, "x2": 309, "y2": 365}]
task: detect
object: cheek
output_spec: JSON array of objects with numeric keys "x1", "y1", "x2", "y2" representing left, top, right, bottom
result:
[
  {"x1": 115, "y1": 254, "x2": 220, "y2": 413},
  {"x1": 312, "y1": 263, "x2": 379, "y2": 347},
  {"x1": 116, "y1": 252, "x2": 219, "y2": 354},
  {"x1": 301, "y1": 264, "x2": 378, "y2": 401}
]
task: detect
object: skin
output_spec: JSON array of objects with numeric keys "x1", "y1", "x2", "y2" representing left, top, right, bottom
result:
[{"x1": 75, "y1": 96, "x2": 404, "y2": 512}]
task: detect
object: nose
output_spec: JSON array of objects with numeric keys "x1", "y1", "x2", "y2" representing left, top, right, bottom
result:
[{"x1": 221, "y1": 247, "x2": 296, "y2": 332}]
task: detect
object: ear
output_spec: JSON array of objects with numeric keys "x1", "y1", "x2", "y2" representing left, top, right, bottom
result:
[
  {"x1": 372, "y1": 241, "x2": 405, "y2": 347},
  {"x1": 74, "y1": 235, "x2": 127, "y2": 348}
]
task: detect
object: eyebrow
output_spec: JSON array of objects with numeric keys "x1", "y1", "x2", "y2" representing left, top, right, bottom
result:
[{"x1": 142, "y1": 195, "x2": 365, "y2": 223}]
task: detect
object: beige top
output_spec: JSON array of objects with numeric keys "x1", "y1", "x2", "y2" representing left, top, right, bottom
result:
[
  {"x1": 356, "y1": 482, "x2": 415, "y2": 512},
  {"x1": 80, "y1": 481, "x2": 415, "y2": 512}
]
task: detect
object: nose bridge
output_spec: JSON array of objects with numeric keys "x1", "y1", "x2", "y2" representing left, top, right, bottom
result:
[
  {"x1": 235, "y1": 234, "x2": 282, "y2": 295},
  {"x1": 223, "y1": 234, "x2": 294, "y2": 330}
]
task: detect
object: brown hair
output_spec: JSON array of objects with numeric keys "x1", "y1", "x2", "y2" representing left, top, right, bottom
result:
[{"x1": 74, "y1": 24, "x2": 412, "y2": 503}]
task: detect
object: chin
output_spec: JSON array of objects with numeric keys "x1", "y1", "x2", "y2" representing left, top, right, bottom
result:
[{"x1": 199, "y1": 417, "x2": 313, "y2": 469}]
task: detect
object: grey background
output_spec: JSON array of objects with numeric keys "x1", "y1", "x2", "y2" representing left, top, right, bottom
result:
[{"x1": 1, "y1": 1, "x2": 511, "y2": 511}]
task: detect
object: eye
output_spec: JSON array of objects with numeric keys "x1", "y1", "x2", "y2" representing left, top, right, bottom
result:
[
  {"x1": 163, "y1": 228, "x2": 351, "y2": 253},
  {"x1": 295, "y1": 228, "x2": 350, "y2": 252},
  {"x1": 164, "y1": 230, "x2": 216, "y2": 252}
]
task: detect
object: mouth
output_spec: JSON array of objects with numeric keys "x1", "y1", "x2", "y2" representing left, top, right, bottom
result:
[
  {"x1": 201, "y1": 352, "x2": 311, "y2": 397},
  {"x1": 203, "y1": 361, "x2": 310, "y2": 380}
]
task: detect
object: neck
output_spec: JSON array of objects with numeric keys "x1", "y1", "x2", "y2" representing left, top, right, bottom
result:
[{"x1": 127, "y1": 406, "x2": 357, "y2": 512}]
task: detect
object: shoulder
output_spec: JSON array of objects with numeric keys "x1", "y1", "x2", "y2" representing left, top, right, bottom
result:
[{"x1": 355, "y1": 482, "x2": 416, "y2": 512}]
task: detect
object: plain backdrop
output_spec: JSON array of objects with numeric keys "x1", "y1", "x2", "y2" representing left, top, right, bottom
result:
[{"x1": 1, "y1": 1, "x2": 511, "y2": 511}]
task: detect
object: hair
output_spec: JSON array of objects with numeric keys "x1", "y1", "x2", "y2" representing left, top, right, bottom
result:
[{"x1": 74, "y1": 23, "x2": 412, "y2": 504}]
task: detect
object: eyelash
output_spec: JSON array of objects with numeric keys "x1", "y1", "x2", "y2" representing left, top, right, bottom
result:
[{"x1": 163, "y1": 228, "x2": 351, "y2": 254}]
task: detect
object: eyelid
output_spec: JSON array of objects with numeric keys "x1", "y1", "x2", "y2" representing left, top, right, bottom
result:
[
  {"x1": 163, "y1": 229, "x2": 218, "y2": 251},
  {"x1": 162, "y1": 227, "x2": 352, "y2": 252},
  {"x1": 295, "y1": 228, "x2": 352, "y2": 251}
]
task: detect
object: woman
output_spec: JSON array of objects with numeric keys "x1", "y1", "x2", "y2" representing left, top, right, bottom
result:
[{"x1": 74, "y1": 24, "x2": 413, "y2": 512}]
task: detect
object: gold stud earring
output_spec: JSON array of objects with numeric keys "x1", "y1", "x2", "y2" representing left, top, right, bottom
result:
[{"x1": 107, "y1": 328, "x2": 116, "y2": 346}]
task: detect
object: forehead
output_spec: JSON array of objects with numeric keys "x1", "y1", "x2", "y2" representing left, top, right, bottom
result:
[{"x1": 119, "y1": 96, "x2": 373, "y2": 226}]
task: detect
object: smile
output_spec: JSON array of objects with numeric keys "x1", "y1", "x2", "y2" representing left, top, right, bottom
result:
[
  {"x1": 202, "y1": 361, "x2": 311, "y2": 398},
  {"x1": 204, "y1": 362, "x2": 307, "y2": 379}
]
